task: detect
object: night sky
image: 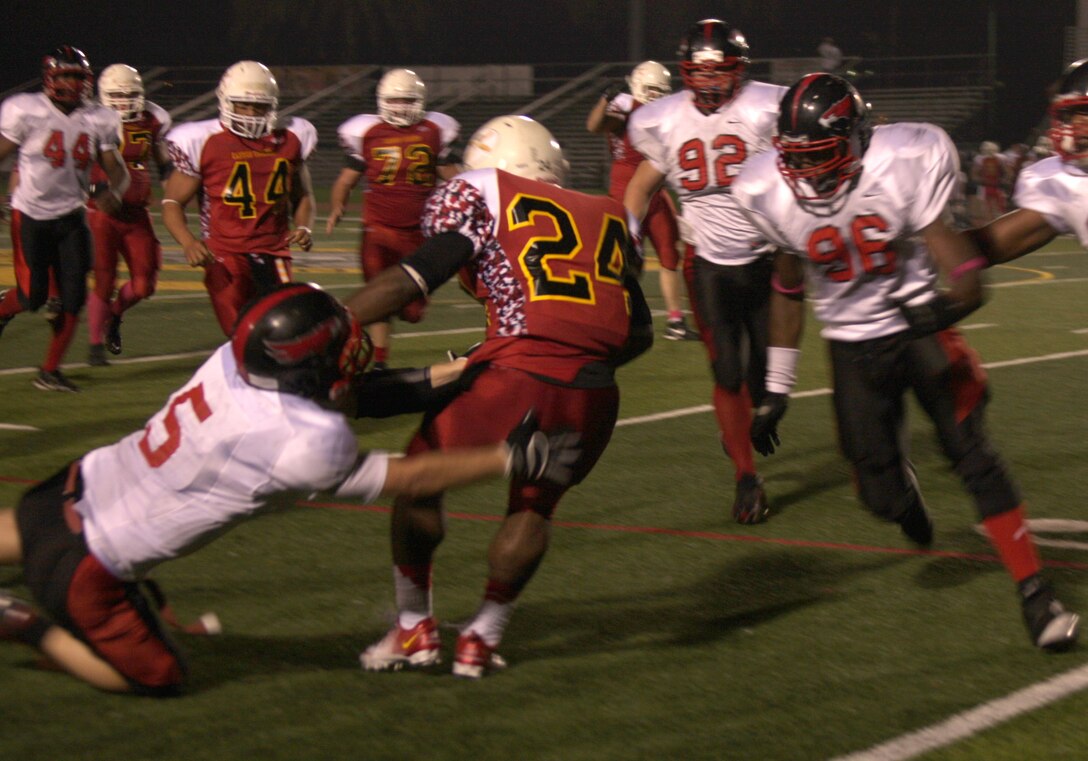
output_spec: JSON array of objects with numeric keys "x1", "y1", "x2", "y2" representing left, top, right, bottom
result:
[{"x1": 0, "y1": 0, "x2": 1076, "y2": 145}]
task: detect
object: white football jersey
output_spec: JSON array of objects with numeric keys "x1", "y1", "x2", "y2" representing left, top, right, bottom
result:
[
  {"x1": 732, "y1": 122, "x2": 957, "y2": 341},
  {"x1": 77, "y1": 345, "x2": 386, "y2": 581},
  {"x1": 0, "y1": 92, "x2": 122, "y2": 219},
  {"x1": 1013, "y1": 156, "x2": 1088, "y2": 247},
  {"x1": 626, "y1": 81, "x2": 786, "y2": 265}
]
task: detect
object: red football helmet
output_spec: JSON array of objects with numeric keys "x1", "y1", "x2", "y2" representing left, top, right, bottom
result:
[
  {"x1": 677, "y1": 19, "x2": 749, "y2": 112},
  {"x1": 42, "y1": 46, "x2": 93, "y2": 107},
  {"x1": 1048, "y1": 58, "x2": 1088, "y2": 169}
]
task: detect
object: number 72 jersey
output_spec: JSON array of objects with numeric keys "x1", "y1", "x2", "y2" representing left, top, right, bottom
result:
[{"x1": 166, "y1": 116, "x2": 317, "y2": 257}]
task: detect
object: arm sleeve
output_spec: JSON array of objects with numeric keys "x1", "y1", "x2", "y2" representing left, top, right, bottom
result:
[{"x1": 400, "y1": 231, "x2": 475, "y2": 294}]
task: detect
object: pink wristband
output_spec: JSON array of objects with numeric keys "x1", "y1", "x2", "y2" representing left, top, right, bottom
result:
[
  {"x1": 772, "y1": 273, "x2": 804, "y2": 295},
  {"x1": 950, "y1": 256, "x2": 987, "y2": 281}
]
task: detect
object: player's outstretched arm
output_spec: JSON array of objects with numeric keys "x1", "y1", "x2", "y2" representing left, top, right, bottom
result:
[{"x1": 965, "y1": 208, "x2": 1059, "y2": 266}]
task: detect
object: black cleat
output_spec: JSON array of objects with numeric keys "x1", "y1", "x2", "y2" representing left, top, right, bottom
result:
[
  {"x1": 105, "y1": 314, "x2": 123, "y2": 355},
  {"x1": 896, "y1": 499, "x2": 934, "y2": 546},
  {"x1": 1020, "y1": 576, "x2": 1079, "y2": 651},
  {"x1": 733, "y1": 473, "x2": 769, "y2": 524},
  {"x1": 664, "y1": 318, "x2": 700, "y2": 341},
  {"x1": 33, "y1": 369, "x2": 80, "y2": 392},
  {"x1": 88, "y1": 344, "x2": 110, "y2": 366}
]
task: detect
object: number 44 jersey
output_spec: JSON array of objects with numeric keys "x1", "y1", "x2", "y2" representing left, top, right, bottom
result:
[
  {"x1": 77, "y1": 345, "x2": 364, "y2": 581},
  {"x1": 166, "y1": 116, "x2": 317, "y2": 257},
  {"x1": 731, "y1": 122, "x2": 957, "y2": 342}
]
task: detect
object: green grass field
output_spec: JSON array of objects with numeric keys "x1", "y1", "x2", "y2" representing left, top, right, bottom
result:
[{"x1": 0, "y1": 229, "x2": 1086, "y2": 760}]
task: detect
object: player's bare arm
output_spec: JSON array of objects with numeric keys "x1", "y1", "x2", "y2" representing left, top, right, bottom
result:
[
  {"x1": 161, "y1": 171, "x2": 213, "y2": 267},
  {"x1": 93, "y1": 147, "x2": 130, "y2": 217},
  {"x1": 923, "y1": 215, "x2": 986, "y2": 317},
  {"x1": 286, "y1": 163, "x2": 315, "y2": 251},
  {"x1": 0, "y1": 135, "x2": 17, "y2": 164},
  {"x1": 966, "y1": 208, "x2": 1059, "y2": 266},
  {"x1": 585, "y1": 96, "x2": 625, "y2": 134},
  {"x1": 325, "y1": 166, "x2": 362, "y2": 234},
  {"x1": 767, "y1": 252, "x2": 805, "y2": 349},
  {"x1": 623, "y1": 161, "x2": 666, "y2": 222}
]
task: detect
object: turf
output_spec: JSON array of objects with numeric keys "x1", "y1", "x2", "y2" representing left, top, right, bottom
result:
[{"x1": 0, "y1": 230, "x2": 1085, "y2": 761}]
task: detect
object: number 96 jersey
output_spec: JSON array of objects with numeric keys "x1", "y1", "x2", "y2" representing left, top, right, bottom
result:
[
  {"x1": 626, "y1": 82, "x2": 785, "y2": 265},
  {"x1": 423, "y1": 168, "x2": 638, "y2": 383},
  {"x1": 166, "y1": 116, "x2": 317, "y2": 257},
  {"x1": 732, "y1": 122, "x2": 958, "y2": 342}
]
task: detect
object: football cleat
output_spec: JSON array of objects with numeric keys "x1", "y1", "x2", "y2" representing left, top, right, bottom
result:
[
  {"x1": 105, "y1": 315, "x2": 123, "y2": 355},
  {"x1": 1020, "y1": 576, "x2": 1080, "y2": 651},
  {"x1": 88, "y1": 344, "x2": 110, "y2": 367},
  {"x1": 896, "y1": 464, "x2": 933, "y2": 546},
  {"x1": 33, "y1": 369, "x2": 80, "y2": 392},
  {"x1": 0, "y1": 592, "x2": 43, "y2": 643},
  {"x1": 732, "y1": 473, "x2": 769, "y2": 524},
  {"x1": 664, "y1": 319, "x2": 700, "y2": 341},
  {"x1": 452, "y1": 632, "x2": 507, "y2": 679},
  {"x1": 359, "y1": 617, "x2": 441, "y2": 671}
]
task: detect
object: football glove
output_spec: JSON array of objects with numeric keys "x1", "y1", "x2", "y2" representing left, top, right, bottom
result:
[
  {"x1": 899, "y1": 294, "x2": 975, "y2": 339},
  {"x1": 601, "y1": 82, "x2": 624, "y2": 103},
  {"x1": 504, "y1": 410, "x2": 582, "y2": 487},
  {"x1": 751, "y1": 392, "x2": 789, "y2": 457}
]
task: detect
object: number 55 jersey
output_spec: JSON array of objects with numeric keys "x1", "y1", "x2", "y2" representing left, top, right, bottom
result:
[
  {"x1": 731, "y1": 122, "x2": 957, "y2": 341},
  {"x1": 166, "y1": 116, "x2": 317, "y2": 257}
]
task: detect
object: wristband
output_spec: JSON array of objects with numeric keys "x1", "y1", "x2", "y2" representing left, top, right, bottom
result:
[
  {"x1": 296, "y1": 226, "x2": 312, "y2": 235},
  {"x1": 771, "y1": 272, "x2": 804, "y2": 296},
  {"x1": 950, "y1": 256, "x2": 986, "y2": 282},
  {"x1": 766, "y1": 346, "x2": 801, "y2": 395}
]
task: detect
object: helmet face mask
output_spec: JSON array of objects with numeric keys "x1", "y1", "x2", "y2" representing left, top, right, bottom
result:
[
  {"x1": 1049, "y1": 59, "x2": 1088, "y2": 169},
  {"x1": 377, "y1": 69, "x2": 426, "y2": 127},
  {"x1": 678, "y1": 19, "x2": 749, "y2": 112},
  {"x1": 42, "y1": 46, "x2": 93, "y2": 107},
  {"x1": 217, "y1": 61, "x2": 279, "y2": 139},
  {"x1": 463, "y1": 115, "x2": 570, "y2": 186},
  {"x1": 774, "y1": 73, "x2": 871, "y2": 204},
  {"x1": 99, "y1": 63, "x2": 144, "y2": 121},
  {"x1": 627, "y1": 61, "x2": 672, "y2": 104},
  {"x1": 232, "y1": 284, "x2": 372, "y2": 401}
]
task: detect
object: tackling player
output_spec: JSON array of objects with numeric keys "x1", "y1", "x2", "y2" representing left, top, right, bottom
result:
[
  {"x1": 162, "y1": 61, "x2": 317, "y2": 336},
  {"x1": 326, "y1": 68, "x2": 460, "y2": 369},
  {"x1": 345, "y1": 115, "x2": 653, "y2": 678},
  {"x1": 586, "y1": 60, "x2": 697, "y2": 341},
  {"x1": 0, "y1": 283, "x2": 581, "y2": 696},
  {"x1": 0, "y1": 46, "x2": 130, "y2": 391},
  {"x1": 731, "y1": 73, "x2": 1078, "y2": 651},
  {"x1": 86, "y1": 64, "x2": 173, "y2": 366},
  {"x1": 624, "y1": 19, "x2": 787, "y2": 524}
]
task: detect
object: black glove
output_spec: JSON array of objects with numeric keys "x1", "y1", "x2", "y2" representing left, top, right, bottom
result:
[
  {"x1": 899, "y1": 294, "x2": 975, "y2": 339},
  {"x1": 751, "y1": 392, "x2": 789, "y2": 456},
  {"x1": 505, "y1": 410, "x2": 582, "y2": 486},
  {"x1": 601, "y1": 82, "x2": 624, "y2": 103}
]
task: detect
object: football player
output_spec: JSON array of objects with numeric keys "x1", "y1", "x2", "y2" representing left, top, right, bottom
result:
[
  {"x1": 970, "y1": 140, "x2": 1008, "y2": 224},
  {"x1": 162, "y1": 61, "x2": 317, "y2": 336},
  {"x1": 0, "y1": 283, "x2": 582, "y2": 696},
  {"x1": 968, "y1": 58, "x2": 1088, "y2": 265},
  {"x1": 326, "y1": 68, "x2": 461, "y2": 369},
  {"x1": 86, "y1": 64, "x2": 173, "y2": 366},
  {"x1": 730, "y1": 72, "x2": 1079, "y2": 651},
  {"x1": 624, "y1": 19, "x2": 787, "y2": 524},
  {"x1": 345, "y1": 115, "x2": 653, "y2": 678},
  {"x1": 587, "y1": 60, "x2": 697, "y2": 341},
  {"x1": 0, "y1": 46, "x2": 130, "y2": 391}
]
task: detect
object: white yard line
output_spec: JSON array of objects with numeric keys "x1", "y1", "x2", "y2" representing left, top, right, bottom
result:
[{"x1": 829, "y1": 663, "x2": 1088, "y2": 761}]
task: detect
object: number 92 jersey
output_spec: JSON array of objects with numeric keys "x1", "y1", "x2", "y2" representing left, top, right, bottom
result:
[
  {"x1": 166, "y1": 116, "x2": 317, "y2": 257},
  {"x1": 0, "y1": 92, "x2": 122, "y2": 219},
  {"x1": 422, "y1": 168, "x2": 637, "y2": 383},
  {"x1": 731, "y1": 122, "x2": 958, "y2": 342},
  {"x1": 626, "y1": 82, "x2": 785, "y2": 265}
]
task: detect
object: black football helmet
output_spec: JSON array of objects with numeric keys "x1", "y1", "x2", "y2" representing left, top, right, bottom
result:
[
  {"x1": 231, "y1": 284, "x2": 372, "y2": 400},
  {"x1": 677, "y1": 19, "x2": 749, "y2": 112},
  {"x1": 42, "y1": 46, "x2": 93, "y2": 107},
  {"x1": 774, "y1": 73, "x2": 872, "y2": 202},
  {"x1": 1049, "y1": 58, "x2": 1088, "y2": 168}
]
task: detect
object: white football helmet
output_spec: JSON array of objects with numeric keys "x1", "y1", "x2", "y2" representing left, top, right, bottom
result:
[
  {"x1": 377, "y1": 68, "x2": 426, "y2": 127},
  {"x1": 99, "y1": 63, "x2": 144, "y2": 121},
  {"x1": 626, "y1": 61, "x2": 672, "y2": 104},
  {"x1": 979, "y1": 140, "x2": 1000, "y2": 156},
  {"x1": 463, "y1": 115, "x2": 569, "y2": 186},
  {"x1": 217, "y1": 61, "x2": 279, "y2": 139}
]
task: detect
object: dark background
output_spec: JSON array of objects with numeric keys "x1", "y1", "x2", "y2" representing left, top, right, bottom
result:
[{"x1": 0, "y1": 0, "x2": 1076, "y2": 145}]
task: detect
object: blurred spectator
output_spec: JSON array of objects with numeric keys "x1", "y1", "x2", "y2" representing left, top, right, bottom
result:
[{"x1": 818, "y1": 37, "x2": 843, "y2": 73}]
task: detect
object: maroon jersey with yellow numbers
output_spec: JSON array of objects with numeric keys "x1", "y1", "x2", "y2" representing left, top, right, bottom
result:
[
  {"x1": 89, "y1": 101, "x2": 172, "y2": 214},
  {"x1": 422, "y1": 168, "x2": 635, "y2": 383},
  {"x1": 166, "y1": 117, "x2": 317, "y2": 257}
]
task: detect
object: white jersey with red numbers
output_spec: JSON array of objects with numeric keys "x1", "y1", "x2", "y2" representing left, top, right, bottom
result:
[
  {"x1": 1013, "y1": 156, "x2": 1088, "y2": 248},
  {"x1": 167, "y1": 116, "x2": 318, "y2": 256},
  {"x1": 337, "y1": 111, "x2": 459, "y2": 230},
  {"x1": 626, "y1": 81, "x2": 786, "y2": 265},
  {"x1": 0, "y1": 92, "x2": 121, "y2": 219},
  {"x1": 76, "y1": 344, "x2": 387, "y2": 581},
  {"x1": 732, "y1": 122, "x2": 956, "y2": 342}
]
